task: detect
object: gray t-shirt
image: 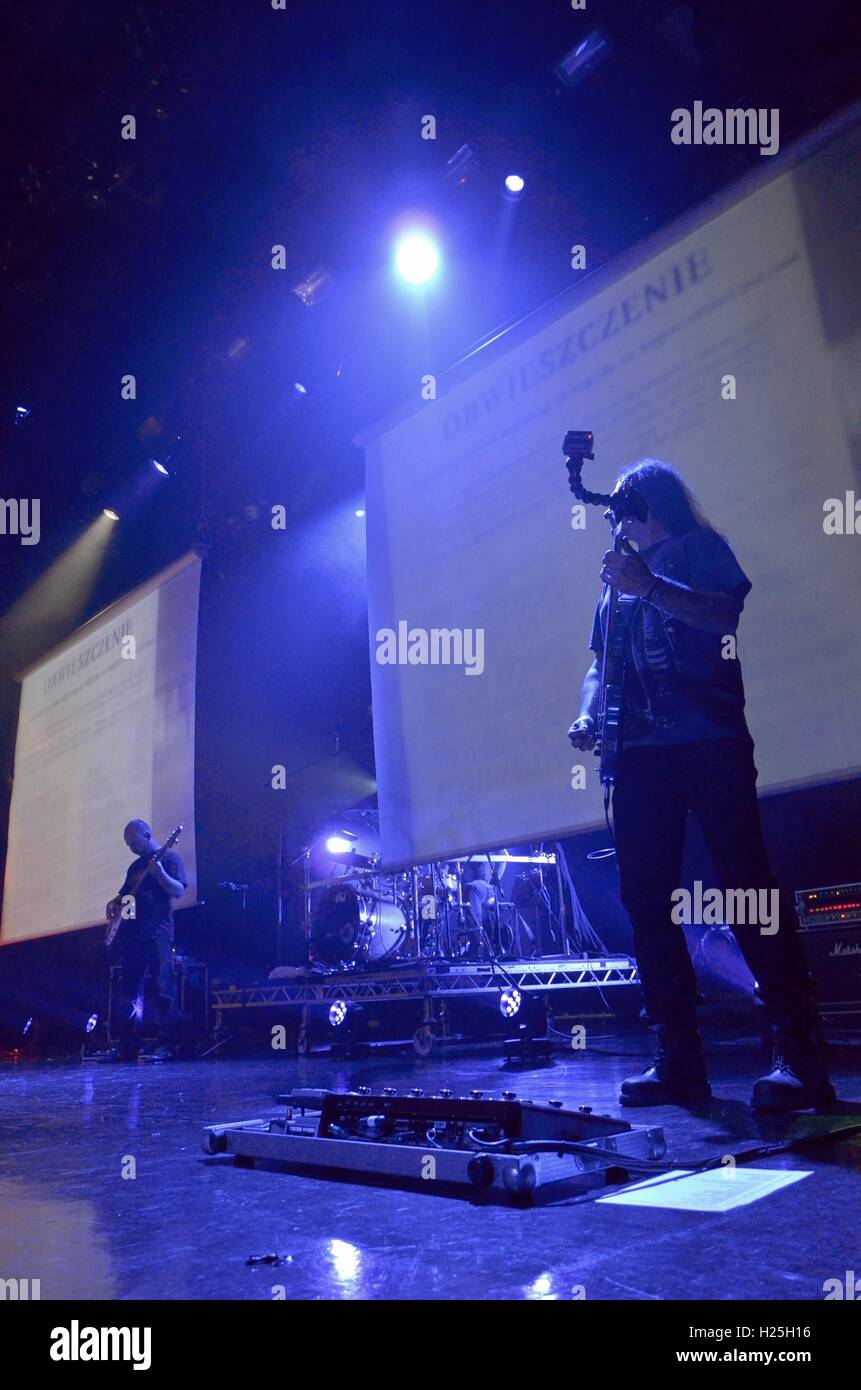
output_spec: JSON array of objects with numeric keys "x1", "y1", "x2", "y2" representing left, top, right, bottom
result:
[{"x1": 589, "y1": 527, "x2": 753, "y2": 747}]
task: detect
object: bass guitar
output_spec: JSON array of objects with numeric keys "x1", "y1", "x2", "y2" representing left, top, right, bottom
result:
[
  {"x1": 105, "y1": 824, "x2": 183, "y2": 947},
  {"x1": 594, "y1": 528, "x2": 634, "y2": 788},
  {"x1": 562, "y1": 430, "x2": 637, "y2": 789}
]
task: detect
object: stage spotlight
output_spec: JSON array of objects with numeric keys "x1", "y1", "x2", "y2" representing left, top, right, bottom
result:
[
  {"x1": 328, "y1": 1000, "x2": 348, "y2": 1029},
  {"x1": 326, "y1": 832, "x2": 356, "y2": 854},
  {"x1": 15, "y1": 404, "x2": 30, "y2": 423},
  {"x1": 555, "y1": 30, "x2": 610, "y2": 88},
  {"x1": 293, "y1": 381, "x2": 308, "y2": 396},
  {"x1": 85, "y1": 1013, "x2": 99, "y2": 1034},
  {"x1": 504, "y1": 173, "x2": 525, "y2": 198},
  {"x1": 499, "y1": 987, "x2": 522, "y2": 1019},
  {"x1": 354, "y1": 508, "x2": 365, "y2": 519},
  {"x1": 150, "y1": 458, "x2": 169, "y2": 476},
  {"x1": 444, "y1": 143, "x2": 479, "y2": 186},
  {"x1": 22, "y1": 1017, "x2": 33, "y2": 1036},
  {"x1": 103, "y1": 508, "x2": 119, "y2": 521},
  {"x1": 0, "y1": 511, "x2": 119, "y2": 662},
  {"x1": 394, "y1": 234, "x2": 439, "y2": 286},
  {"x1": 292, "y1": 267, "x2": 333, "y2": 307}
]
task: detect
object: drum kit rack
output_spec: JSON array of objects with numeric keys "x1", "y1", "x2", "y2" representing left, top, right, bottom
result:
[
  {"x1": 300, "y1": 846, "x2": 575, "y2": 972},
  {"x1": 229, "y1": 815, "x2": 639, "y2": 1055}
]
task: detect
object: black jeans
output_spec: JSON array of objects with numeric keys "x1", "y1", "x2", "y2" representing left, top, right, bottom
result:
[
  {"x1": 465, "y1": 880, "x2": 492, "y2": 934},
  {"x1": 111, "y1": 932, "x2": 178, "y2": 1047},
  {"x1": 612, "y1": 739, "x2": 814, "y2": 1029}
]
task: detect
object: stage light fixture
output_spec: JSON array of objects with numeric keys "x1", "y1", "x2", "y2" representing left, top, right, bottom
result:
[
  {"x1": 150, "y1": 458, "x2": 169, "y2": 476},
  {"x1": 85, "y1": 1013, "x2": 99, "y2": 1033},
  {"x1": 499, "y1": 987, "x2": 522, "y2": 1019},
  {"x1": 354, "y1": 508, "x2": 365, "y2": 519},
  {"x1": 293, "y1": 381, "x2": 308, "y2": 396},
  {"x1": 504, "y1": 173, "x2": 525, "y2": 197},
  {"x1": 292, "y1": 267, "x2": 334, "y2": 307},
  {"x1": 103, "y1": 508, "x2": 119, "y2": 521},
  {"x1": 326, "y1": 828, "x2": 358, "y2": 855},
  {"x1": 394, "y1": 233, "x2": 439, "y2": 286},
  {"x1": 555, "y1": 30, "x2": 610, "y2": 88},
  {"x1": 15, "y1": 404, "x2": 30, "y2": 423},
  {"x1": 328, "y1": 1000, "x2": 348, "y2": 1029},
  {"x1": 444, "y1": 143, "x2": 479, "y2": 186}
]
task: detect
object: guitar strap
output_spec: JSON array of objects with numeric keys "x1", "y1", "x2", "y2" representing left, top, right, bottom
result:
[{"x1": 611, "y1": 592, "x2": 638, "y2": 749}]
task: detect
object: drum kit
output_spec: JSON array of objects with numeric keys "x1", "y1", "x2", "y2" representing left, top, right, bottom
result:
[{"x1": 301, "y1": 810, "x2": 558, "y2": 972}]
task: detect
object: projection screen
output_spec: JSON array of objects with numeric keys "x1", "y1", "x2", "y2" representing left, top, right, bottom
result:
[
  {"x1": 1, "y1": 551, "x2": 200, "y2": 944},
  {"x1": 362, "y1": 113, "x2": 861, "y2": 869}
]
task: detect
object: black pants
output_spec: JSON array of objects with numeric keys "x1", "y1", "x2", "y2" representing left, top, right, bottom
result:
[
  {"x1": 111, "y1": 933, "x2": 178, "y2": 1047},
  {"x1": 612, "y1": 739, "x2": 814, "y2": 1029},
  {"x1": 465, "y1": 880, "x2": 493, "y2": 934}
]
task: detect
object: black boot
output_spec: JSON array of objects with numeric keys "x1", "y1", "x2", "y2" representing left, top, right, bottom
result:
[
  {"x1": 752, "y1": 1024, "x2": 836, "y2": 1110},
  {"x1": 620, "y1": 1022, "x2": 711, "y2": 1107}
]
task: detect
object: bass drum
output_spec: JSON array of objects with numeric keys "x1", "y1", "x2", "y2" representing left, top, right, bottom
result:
[
  {"x1": 362, "y1": 894, "x2": 408, "y2": 964},
  {"x1": 311, "y1": 883, "x2": 407, "y2": 967}
]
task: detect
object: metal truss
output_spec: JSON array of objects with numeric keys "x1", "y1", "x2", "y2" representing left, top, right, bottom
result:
[{"x1": 212, "y1": 955, "x2": 639, "y2": 1012}]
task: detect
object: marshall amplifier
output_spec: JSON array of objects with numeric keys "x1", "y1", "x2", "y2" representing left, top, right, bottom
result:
[
  {"x1": 795, "y1": 882, "x2": 861, "y2": 929},
  {"x1": 796, "y1": 884, "x2": 861, "y2": 1028}
]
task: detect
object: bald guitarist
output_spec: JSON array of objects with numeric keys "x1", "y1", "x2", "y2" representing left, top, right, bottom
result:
[{"x1": 105, "y1": 819, "x2": 186, "y2": 1061}]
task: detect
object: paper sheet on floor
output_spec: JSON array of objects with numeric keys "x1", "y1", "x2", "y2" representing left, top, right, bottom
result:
[{"x1": 598, "y1": 1167, "x2": 812, "y2": 1212}]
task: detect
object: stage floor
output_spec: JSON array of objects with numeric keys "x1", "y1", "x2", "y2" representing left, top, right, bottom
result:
[{"x1": 2, "y1": 1033, "x2": 860, "y2": 1301}]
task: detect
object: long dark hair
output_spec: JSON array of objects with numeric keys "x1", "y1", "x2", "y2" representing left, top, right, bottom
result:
[{"x1": 615, "y1": 458, "x2": 710, "y2": 535}]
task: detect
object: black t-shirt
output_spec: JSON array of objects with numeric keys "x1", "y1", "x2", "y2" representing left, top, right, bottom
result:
[
  {"x1": 460, "y1": 858, "x2": 493, "y2": 884},
  {"x1": 589, "y1": 527, "x2": 753, "y2": 746},
  {"x1": 119, "y1": 849, "x2": 187, "y2": 939}
]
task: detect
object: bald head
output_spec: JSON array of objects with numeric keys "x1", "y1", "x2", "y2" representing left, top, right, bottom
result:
[{"x1": 124, "y1": 820, "x2": 154, "y2": 855}]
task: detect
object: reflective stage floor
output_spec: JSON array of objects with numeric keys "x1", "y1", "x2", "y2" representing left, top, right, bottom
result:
[{"x1": 2, "y1": 1033, "x2": 860, "y2": 1301}]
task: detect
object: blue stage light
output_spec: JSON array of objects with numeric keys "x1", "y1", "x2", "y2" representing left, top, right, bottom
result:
[
  {"x1": 326, "y1": 835, "x2": 353, "y2": 855},
  {"x1": 555, "y1": 31, "x2": 610, "y2": 88},
  {"x1": 151, "y1": 458, "x2": 169, "y2": 476},
  {"x1": 103, "y1": 508, "x2": 119, "y2": 521},
  {"x1": 504, "y1": 173, "x2": 525, "y2": 195},
  {"x1": 499, "y1": 987, "x2": 522, "y2": 1019},
  {"x1": 354, "y1": 508, "x2": 365, "y2": 519},
  {"x1": 86, "y1": 1013, "x2": 99, "y2": 1033},
  {"x1": 394, "y1": 234, "x2": 439, "y2": 285},
  {"x1": 329, "y1": 1000, "x2": 348, "y2": 1029}
]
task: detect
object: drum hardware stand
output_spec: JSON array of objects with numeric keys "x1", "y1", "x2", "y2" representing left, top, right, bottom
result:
[
  {"x1": 297, "y1": 843, "x2": 596, "y2": 972},
  {"x1": 447, "y1": 859, "x2": 518, "y2": 967}
]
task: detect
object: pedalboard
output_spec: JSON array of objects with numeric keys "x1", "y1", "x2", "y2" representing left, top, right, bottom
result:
[{"x1": 203, "y1": 1086, "x2": 666, "y2": 1202}]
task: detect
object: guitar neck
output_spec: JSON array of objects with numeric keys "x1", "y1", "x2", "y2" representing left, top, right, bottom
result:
[
  {"x1": 125, "y1": 843, "x2": 170, "y2": 896},
  {"x1": 601, "y1": 532, "x2": 626, "y2": 685}
]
